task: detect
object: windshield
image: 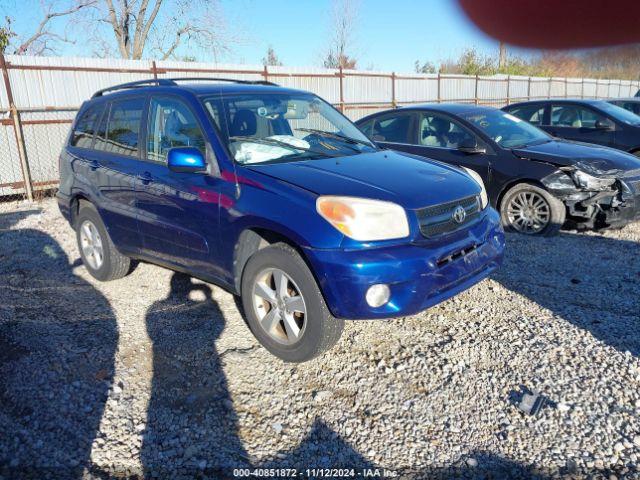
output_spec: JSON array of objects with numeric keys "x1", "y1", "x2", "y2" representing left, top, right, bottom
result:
[
  {"x1": 598, "y1": 101, "x2": 640, "y2": 125},
  {"x1": 461, "y1": 109, "x2": 551, "y2": 148},
  {"x1": 202, "y1": 92, "x2": 377, "y2": 165}
]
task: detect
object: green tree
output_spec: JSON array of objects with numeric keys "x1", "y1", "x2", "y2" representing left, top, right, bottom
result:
[
  {"x1": 414, "y1": 60, "x2": 436, "y2": 74},
  {"x1": 0, "y1": 17, "x2": 15, "y2": 53}
]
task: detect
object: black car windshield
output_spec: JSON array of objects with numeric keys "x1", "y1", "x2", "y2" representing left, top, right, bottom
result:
[
  {"x1": 202, "y1": 92, "x2": 377, "y2": 164},
  {"x1": 597, "y1": 101, "x2": 640, "y2": 125},
  {"x1": 461, "y1": 109, "x2": 551, "y2": 148}
]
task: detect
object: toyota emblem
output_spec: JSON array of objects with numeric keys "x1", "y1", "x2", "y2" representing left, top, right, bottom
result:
[{"x1": 452, "y1": 205, "x2": 466, "y2": 224}]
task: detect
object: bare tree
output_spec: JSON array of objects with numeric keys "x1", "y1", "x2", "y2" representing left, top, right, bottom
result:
[
  {"x1": 95, "y1": 0, "x2": 230, "y2": 60},
  {"x1": 262, "y1": 46, "x2": 282, "y2": 66},
  {"x1": 322, "y1": 0, "x2": 359, "y2": 69},
  {"x1": 498, "y1": 41, "x2": 507, "y2": 69},
  {"x1": 4, "y1": 1, "x2": 94, "y2": 56}
]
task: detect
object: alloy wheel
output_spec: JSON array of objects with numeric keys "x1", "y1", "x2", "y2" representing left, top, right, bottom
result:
[
  {"x1": 252, "y1": 268, "x2": 307, "y2": 345},
  {"x1": 79, "y1": 220, "x2": 104, "y2": 270},
  {"x1": 506, "y1": 191, "x2": 551, "y2": 234}
]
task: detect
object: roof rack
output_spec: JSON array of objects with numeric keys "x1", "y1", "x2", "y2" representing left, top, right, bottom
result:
[
  {"x1": 91, "y1": 77, "x2": 279, "y2": 98},
  {"x1": 92, "y1": 79, "x2": 174, "y2": 98},
  {"x1": 169, "y1": 77, "x2": 279, "y2": 87}
]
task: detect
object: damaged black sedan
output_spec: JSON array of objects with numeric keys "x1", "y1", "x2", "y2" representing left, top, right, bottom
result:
[{"x1": 356, "y1": 104, "x2": 640, "y2": 235}]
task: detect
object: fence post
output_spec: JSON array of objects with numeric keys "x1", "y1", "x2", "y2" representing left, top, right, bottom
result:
[
  {"x1": 581, "y1": 78, "x2": 585, "y2": 98},
  {"x1": 527, "y1": 76, "x2": 531, "y2": 100},
  {"x1": 338, "y1": 66, "x2": 344, "y2": 112},
  {"x1": 564, "y1": 77, "x2": 568, "y2": 98},
  {"x1": 263, "y1": 64, "x2": 269, "y2": 83},
  {"x1": 548, "y1": 77, "x2": 552, "y2": 98},
  {"x1": 151, "y1": 60, "x2": 158, "y2": 79},
  {"x1": 391, "y1": 72, "x2": 396, "y2": 108},
  {"x1": 437, "y1": 72, "x2": 441, "y2": 103},
  {"x1": 0, "y1": 54, "x2": 33, "y2": 201},
  {"x1": 595, "y1": 78, "x2": 599, "y2": 99},
  {"x1": 505, "y1": 75, "x2": 511, "y2": 105},
  {"x1": 474, "y1": 74, "x2": 479, "y2": 105}
]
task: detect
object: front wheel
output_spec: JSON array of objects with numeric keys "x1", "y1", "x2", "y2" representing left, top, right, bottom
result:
[
  {"x1": 500, "y1": 183, "x2": 566, "y2": 236},
  {"x1": 241, "y1": 243, "x2": 344, "y2": 362}
]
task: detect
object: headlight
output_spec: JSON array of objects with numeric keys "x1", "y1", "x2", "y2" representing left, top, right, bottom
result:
[
  {"x1": 571, "y1": 170, "x2": 616, "y2": 190},
  {"x1": 461, "y1": 167, "x2": 488, "y2": 209},
  {"x1": 316, "y1": 196, "x2": 409, "y2": 241}
]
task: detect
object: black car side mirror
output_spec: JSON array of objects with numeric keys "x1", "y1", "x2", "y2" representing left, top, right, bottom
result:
[
  {"x1": 458, "y1": 138, "x2": 487, "y2": 154},
  {"x1": 595, "y1": 119, "x2": 615, "y2": 131}
]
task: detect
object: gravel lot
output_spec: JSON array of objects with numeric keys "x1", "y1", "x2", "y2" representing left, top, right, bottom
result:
[{"x1": 1, "y1": 198, "x2": 639, "y2": 479}]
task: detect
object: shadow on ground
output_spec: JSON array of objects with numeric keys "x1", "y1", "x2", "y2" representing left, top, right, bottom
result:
[
  {"x1": 0, "y1": 209, "x2": 118, "y2": 478},
  {"x1": 494, "y1": 229, "x2": 640, "y2": 357}
]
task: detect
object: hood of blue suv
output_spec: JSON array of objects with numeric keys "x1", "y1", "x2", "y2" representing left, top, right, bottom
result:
[
  {"x1": 513, "y1": 139, "x2": 640, "y2": 177},
  {"x1": 245, "y1": 150, "x2": 481, "y2": 209}
]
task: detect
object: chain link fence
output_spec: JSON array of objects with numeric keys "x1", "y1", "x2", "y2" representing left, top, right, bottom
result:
[{"x1": 2, "y1": 54, "x2": 639, "y2": 201}]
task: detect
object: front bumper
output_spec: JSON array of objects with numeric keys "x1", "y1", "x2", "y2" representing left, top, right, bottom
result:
[
  {"x1": 544, "y1": 171, "x2": 640, "y2": 229},
  {"x1": 303, "y1": 209, "x2": 505, "y2": 320}
]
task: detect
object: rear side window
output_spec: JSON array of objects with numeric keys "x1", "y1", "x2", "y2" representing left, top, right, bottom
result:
[
  {"x1": 70, "y1": 104, "x2": 104, "y2": 148},
  {"x1": 94, "y1": 97, "x2": 145, "y2": 156},
  {"x1": 372, "y1": 114, "x2": 413, "y2": 143},
  {"x1": 147, "y1": 97, "x2": 205, "y2": 163},
  {"x1": 508, "y1": 105, "x2": 546, "y2": 125}
]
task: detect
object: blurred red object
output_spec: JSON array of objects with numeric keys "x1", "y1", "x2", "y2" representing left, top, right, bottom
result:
[{"x1": 458, "y1": 0, "x2": 640, "y2": 48}]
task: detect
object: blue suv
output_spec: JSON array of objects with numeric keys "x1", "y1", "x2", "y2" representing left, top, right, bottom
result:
[{"x1": 57, "y1": 78, "x2": 505, "y2": 362}]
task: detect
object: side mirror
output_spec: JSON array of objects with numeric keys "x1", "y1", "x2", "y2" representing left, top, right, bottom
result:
[
  {"x1": 458, "y1": 138, "x2": 486, "y2": 154},
  {"x1": 167, "y1": 147, "x2": 207, "y2": 173},
  {"x1": 595, "y1": 119, "x2": 615, "y2": 131}
]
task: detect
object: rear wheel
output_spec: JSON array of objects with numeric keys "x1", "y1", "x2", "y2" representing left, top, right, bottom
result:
[
  {"x1": 500, "y1": 183, "x2": 565, "y2": 236},
  {"x1": 75, "y1": 202, "x2": 131, "y2": 281},
  {"x1": 241, "y1": 243, "x2": 344, "y2": 362}
]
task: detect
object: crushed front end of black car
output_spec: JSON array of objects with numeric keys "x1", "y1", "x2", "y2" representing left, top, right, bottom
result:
[{"x1": 541, "y1": 163, "x2": 640, "y2": 230}]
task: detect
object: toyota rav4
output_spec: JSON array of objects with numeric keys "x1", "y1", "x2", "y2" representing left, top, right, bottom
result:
[{"x1": 57, "y1": 78, "x2": 505, "y2": 362}]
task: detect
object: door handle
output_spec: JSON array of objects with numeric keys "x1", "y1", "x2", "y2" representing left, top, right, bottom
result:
[
  {"x1": 88, "y1": 160, "x2": 99, "y2": 170},
  {"x1": 136, "y1": 172, "x2": 153, "y2": 184}
]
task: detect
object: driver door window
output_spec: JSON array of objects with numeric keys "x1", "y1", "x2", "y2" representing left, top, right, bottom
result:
[
  {"x1": 550, "y1": 105, "x2": 606, "y2": 128},
  {"x1": 418, "y1": 113, "x2": 475, "y2": 148},
  {"x1": 147, "y1": 97, "x2": 206, "y2": 163}
]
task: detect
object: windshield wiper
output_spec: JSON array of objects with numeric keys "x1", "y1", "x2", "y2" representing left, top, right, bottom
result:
[
  {"x1": 295, "y1": 128, "x2": 375, "y2": 149},
  {"x1": 229, "y1": 136, "x2": 340, "y2": 158}
]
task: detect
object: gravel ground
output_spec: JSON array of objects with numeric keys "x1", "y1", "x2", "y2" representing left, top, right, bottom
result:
[{"x1": 0, "y1": 198, "x2": 639, "y2": 479}]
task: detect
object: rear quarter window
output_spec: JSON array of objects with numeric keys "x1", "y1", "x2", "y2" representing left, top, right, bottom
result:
[{"x1": 70, "y1": 104, "x2": 104, "y2": 148}]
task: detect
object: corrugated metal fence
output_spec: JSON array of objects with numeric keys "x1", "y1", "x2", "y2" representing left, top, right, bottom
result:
[{"x1": 2, "y1": 54, "x2": 639, "y2": 200}]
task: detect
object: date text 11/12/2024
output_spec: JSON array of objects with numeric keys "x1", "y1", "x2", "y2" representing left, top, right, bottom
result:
[{"x1": 233, "y1": 468, "x2": 395, "y2": 477}]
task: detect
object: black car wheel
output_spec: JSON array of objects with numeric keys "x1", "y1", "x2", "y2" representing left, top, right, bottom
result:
[
  {"x1": 500, "y1": 183, "x2": 565, "y2": 236},
  {"x1": 241, "y1": 243, "x2": 344, "y2": 362}
]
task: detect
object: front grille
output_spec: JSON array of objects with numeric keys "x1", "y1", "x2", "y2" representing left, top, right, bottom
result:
[{"x1": 416, "y1": 195, "x2": 481, "y2": 238}]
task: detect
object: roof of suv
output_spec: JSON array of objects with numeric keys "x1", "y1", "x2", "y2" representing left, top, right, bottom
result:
[{"x1": 90, "y1": 78, "x2": 307, "y2": 101}]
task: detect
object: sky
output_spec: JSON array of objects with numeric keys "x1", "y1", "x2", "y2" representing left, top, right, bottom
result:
[{"x1": 2, "y1": 0, "x2": 508, "y2": 73}]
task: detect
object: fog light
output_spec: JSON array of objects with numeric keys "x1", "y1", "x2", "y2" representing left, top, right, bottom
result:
[{"x1": 366, "y1": 284, "x2": 390, "y2": 307}]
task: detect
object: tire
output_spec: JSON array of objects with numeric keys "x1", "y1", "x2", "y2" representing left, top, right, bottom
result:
[
  {"x1": 75, "y1": 202, "x2": 131, "y2": 281},
  {"x1": 499, "y1": 183, "x2": 565, "y2": 236},
  {"x1": 240, "y1": 243, "x2": 344, "y2": 362}
]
